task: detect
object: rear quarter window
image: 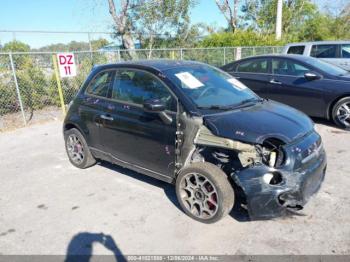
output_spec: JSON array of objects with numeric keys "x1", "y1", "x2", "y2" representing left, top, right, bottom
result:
[
  {"x1": 311, "y1": 44, "x2": 338, "y2": 58},
  {"x1": 341, "y1": 44, "x2": 350, "y2": 58},
  {"x1": 287, "y1": 46, "x2": 305, "y2": 55},
  {"x1": 222, "y1": 63, "x2": 237, "y2": 72}
]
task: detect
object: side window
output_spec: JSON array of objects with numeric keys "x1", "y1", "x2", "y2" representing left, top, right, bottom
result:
[
  {"x1": 287, "y1": 46, "x2": 305, "y2": 55},
  {"x1": 236, "y1": 59, "x2": 268, "y2": 73},
  {"x1": 272, "y1": 59, "x2": 310, "y2": 76},
  {"x1": 311, "y1": 44, "x2": 338, "y2": 58},
  {"x1": 111, "y1": 69, "x2": 176, "y2": 111},
  {"x1": 341, "y1": 44, "x2": 350, "y2": 58},
  {"x1": 86, "y1": 71, "x2": 113, "y2": 97},
  {"x1": 222, "y1": 62, "x2": 236, "y2": 72}
]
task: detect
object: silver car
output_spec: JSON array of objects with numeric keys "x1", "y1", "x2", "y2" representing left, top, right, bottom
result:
[{"x1": 282, "y1": 41, "x2": 350, "y2": 71}]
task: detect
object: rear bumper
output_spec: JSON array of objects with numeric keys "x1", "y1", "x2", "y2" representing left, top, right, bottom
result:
[{"x1": 232, "y1": 131, "x2": 327, "y2": 220}]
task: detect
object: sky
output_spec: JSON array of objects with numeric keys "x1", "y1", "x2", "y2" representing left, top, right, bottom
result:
[
  {"x1": 0, "y1": 0, "x2": 345, "y2": 48},
  {"x1": 0, "y1": 0, "x2": 227, "y2": 48}
]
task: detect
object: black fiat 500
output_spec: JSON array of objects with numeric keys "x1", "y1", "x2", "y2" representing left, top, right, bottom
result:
[{"x1": 63, "y1": 60, "x2": 327, "y2": 223}]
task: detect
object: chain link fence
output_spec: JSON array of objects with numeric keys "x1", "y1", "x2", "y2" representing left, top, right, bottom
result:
[{"x1": 0, "y1": 46, "x2": 282, "y2": 131}]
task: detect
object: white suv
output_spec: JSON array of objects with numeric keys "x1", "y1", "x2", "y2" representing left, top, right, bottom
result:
[{"x1": 282, "y1": 41, "x2": 350, "y2": 71}]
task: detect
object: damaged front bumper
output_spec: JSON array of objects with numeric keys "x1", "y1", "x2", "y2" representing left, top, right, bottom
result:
[{"x1": 232, "y1": 131, "x2": 327, "y2": 220}]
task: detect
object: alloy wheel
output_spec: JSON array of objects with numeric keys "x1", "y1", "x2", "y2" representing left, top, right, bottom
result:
[
  {"x1": 178, "y1": 173, "x2": 219, "y2": 220},
  {"x1": 336, "y1": 102, "x2": 350, "y2": 127},
  {"x1": 66, "y1": 134, "x2": 85, "y2": 164}
]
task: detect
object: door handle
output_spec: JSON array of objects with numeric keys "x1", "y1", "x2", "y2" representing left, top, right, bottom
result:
[
  {"x1": 100, "y1": 114, "x2": 114, "y2": 121},
  {"x1": 270, "y1": 79, "x2": 282, "y2": 85}
]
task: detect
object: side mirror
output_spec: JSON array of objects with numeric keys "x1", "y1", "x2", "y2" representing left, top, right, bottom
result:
[
  {"x1": 304, "y1": 71, "x2": 321, "y2": 81},
  {"x1": 143, "y1": 99, "x2": 173, "y2": 125},
  {"x1": 143, "y1": 99, "x2": 165, "y2": 112}
]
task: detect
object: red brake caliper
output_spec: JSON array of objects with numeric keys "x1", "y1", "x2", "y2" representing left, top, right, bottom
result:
[{"x1": 205, "y1": 183, "x2": 216, "y2": 210}]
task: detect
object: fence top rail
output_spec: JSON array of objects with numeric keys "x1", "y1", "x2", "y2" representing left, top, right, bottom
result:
[
  {"x1": 0, "y1": 30, "x2": 115, "y2": 35},
  {"x1": 0, "y1": 46, "x2": 283, "y2": 55}
]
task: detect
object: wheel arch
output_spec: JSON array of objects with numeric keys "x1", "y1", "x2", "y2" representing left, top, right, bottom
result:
[
  {"x1": 327, "y1": 94, "x2": 350, "y2": 120},
  {"x1": 63, "y1": 121, "x2": 88, "y2": 140}
]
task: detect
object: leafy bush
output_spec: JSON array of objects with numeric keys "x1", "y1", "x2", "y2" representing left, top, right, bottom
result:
[
  {"x1": 0, "y1": 78, "x2": 19, "y2": 115},
  {"x1": 198, "y1": 30, "x2": 285, "y2": 47}
]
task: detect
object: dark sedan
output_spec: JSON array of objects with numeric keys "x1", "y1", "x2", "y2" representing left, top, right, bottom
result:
[{"x1": 221, "y1": 55, "x2": 350, "y2": 128}]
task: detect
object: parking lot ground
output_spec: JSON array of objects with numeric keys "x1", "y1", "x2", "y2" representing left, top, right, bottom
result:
[{"x1": 0, "y1": 120, "x2": 349, "y2": 256}]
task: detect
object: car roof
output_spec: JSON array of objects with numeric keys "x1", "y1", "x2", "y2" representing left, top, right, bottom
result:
[
  {"x1": 93, "y1": 59, "x2": 202, "y2": 72},
  {"x1": 230, "y1": 54, "x2": 309, "y2": 62},
  {"x1": 285, "y1": 40, "x2": 350, "y2": 46}
]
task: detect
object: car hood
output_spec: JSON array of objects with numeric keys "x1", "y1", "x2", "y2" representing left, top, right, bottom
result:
[{"x1": 203, "y1": 100, "x2": 314, "y2": 144}]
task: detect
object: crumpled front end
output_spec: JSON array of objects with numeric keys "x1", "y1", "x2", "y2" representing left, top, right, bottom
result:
[{"x1": 232, "y1": 131, "x2": 327, "y2": 220}]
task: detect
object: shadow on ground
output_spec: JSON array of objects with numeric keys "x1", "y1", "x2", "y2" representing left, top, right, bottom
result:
[
  {"x1": 65, "y1": 232, "x2": 126, "y2": 262},
  {"x1": 99, "y1": 161, "x2": 250, "y2": 222},
  {"x1": 311, "y1": 117, "x2": 349, "y2": 132}
]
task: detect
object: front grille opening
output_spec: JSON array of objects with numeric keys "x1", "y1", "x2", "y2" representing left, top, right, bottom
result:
[
  {"x1": 263, "y1": 172, "x2": 283, "y2": 185},
  {"x1": 270, "y1": 172, "x2": 283, "y2": 185}
]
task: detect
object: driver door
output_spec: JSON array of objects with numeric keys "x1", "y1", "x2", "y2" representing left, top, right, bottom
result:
[
  {"x1": 267, "y1": 58, "x2": 326, "y2": 117},
  {"x1": 99, "y1": 68, "x2": 177, "y2": 176}
]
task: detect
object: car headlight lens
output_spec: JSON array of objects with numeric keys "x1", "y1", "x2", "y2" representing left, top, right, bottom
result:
[{"x1": 269, "y1": 151, "x2": 277, "y2": 167}]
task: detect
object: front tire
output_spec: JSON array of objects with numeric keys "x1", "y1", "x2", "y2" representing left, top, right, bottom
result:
[
  {"x1": 176, "y1": 162, "x2": 234, "y2": 223},
  {"x1": 332, "y1": 97, "x2": 350, "y2": 129},
  {"x1": 64, "y1": 128, "x2": 96, "y2": 169}
]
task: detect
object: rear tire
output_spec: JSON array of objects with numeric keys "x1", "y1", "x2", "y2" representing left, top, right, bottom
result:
[
  {"x1": 176, "y1": 162, "x2": 234, "y2": 224},
  {"x1": 332, "y1": 97, "x2": 350, "y2": 129},
  {"x1": 64, "y1": 128, "x2": 96, "y2": 169}
]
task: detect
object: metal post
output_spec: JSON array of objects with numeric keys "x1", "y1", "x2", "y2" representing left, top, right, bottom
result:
[
  {"x1": 52, "y1": 54, "x2": 67, "y2": 115},
  {"x1": 117, "y1": 49, "x2": 121, "y2": 62},
  {"x1": 9, "y1": 53, "x2": 26, "y2": 126},
  {"x1": 276, "y1": 0, "x2": 283, "y2": 40},
  {"x1": 223, "y1": 47, "x2": 226, "y2": 65},
  {"x1": 87, "y1": 33, "x2": 93, "y2": 61},
  {"x1": 170, "y1": 50, "x2": 175, "y2": 60}
]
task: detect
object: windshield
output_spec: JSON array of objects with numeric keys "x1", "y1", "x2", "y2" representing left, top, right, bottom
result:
[
  {"x1": 164, "y1": 64, "x2": 259, "y2": 109},
  {"x1": 303, "y1": 56, "x2": 348, "y2": 76}
]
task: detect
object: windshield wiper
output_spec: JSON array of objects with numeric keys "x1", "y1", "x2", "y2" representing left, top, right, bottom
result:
[
  {"x1": 233, "y1": 97, "x2": 263, "y2": 107},
  {"x1": 197, "y1": 98, "x2": 263, "y2": 111},
  {"x1": 197, "y1": 105, "x2": 232, "y2": 110}
]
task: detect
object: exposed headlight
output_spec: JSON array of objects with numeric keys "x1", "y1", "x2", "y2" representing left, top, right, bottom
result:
[
  {"x1": 260, "y1": 138, "x2": 286, "y2": 168},
  {"x1": 269, "y1": 151, "x2": 277, "y2": 167},
  {"x1": 263, "y1": 173, "x2": 274, "y2": 184}
]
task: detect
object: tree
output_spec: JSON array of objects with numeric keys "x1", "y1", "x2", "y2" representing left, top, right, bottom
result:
[
  {"x1": 134, "y1": 0, "x2": 195, "y2": 57},
  {"x1": 107, "y1": 0, "x2": 138, "y2": 58},
  {"x1": 2, "y1": 41, "x2": 30, "y2": 52},
  {"x1": 215, "y1": 0, "x2": 240, "y2": 33},
  {"x1": 107, "y1": 0, "x2": 195, "y2": 57},
  {"x1": 91, "y1": 38, "x2": 110, "y2": 50},
  {"x1": 199, "y1": 30, "x2": 284, "y2": 47},
  {"x1": 241, "y1": 0, "x2": 317, "y2": 40},
  {"x1": 2, "y1": 41, "x2": 31, "y2": 70},
  {"x1": 2, "y1": 41, "x2": 51, "y2": 119}
]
